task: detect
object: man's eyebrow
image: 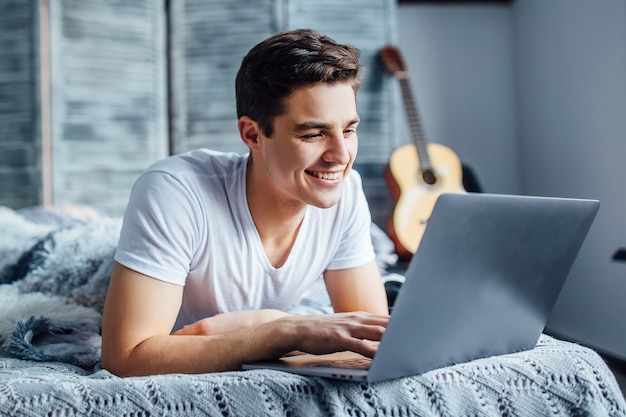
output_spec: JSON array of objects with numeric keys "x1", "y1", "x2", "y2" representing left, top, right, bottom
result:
[
  {"x1": 294, "y1": 118, "x2": 360, "y2": 132},
  {"x1": 294, "y1": 121, "x2": 331, "y2": 132}
]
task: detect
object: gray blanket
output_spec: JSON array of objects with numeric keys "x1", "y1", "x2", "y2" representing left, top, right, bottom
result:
[
  {"x1": 1, "y1": 335, "x2": 625, "y2": 416},
  {"x1": 0, "y1": 206, "x2": 120, "y2": 367}
]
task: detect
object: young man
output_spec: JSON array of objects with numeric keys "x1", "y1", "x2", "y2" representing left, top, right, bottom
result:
[{"x1": 101, "y1": 29, "x2": 389, "y2": 377}]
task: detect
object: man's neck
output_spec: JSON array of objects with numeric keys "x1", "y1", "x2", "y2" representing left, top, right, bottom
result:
[{"x1": 246, "y1": 160, "x2": 307, "y2": 268}]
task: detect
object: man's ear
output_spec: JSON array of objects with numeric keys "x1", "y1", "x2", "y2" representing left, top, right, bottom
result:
[{"x1": 238, "y1": 116, "x2": 262, "y2": 151}]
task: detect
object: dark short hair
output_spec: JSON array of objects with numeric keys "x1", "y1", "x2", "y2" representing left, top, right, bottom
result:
[{"x1": 235, "y1": 29, "x2": 362, "y2": 137}]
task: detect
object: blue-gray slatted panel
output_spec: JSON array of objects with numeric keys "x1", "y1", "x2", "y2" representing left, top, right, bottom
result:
[
  {"x1": 2, "y1": 0, "x2": 395, "y2": 224},
  {"x1": 0, "y1": 0, "x2": 40, "y2": 209},
  {"x1": 169, "y1": 0, "x2": 279, "y2": 154},
  {"x1": 49, "y1": 0, "x2": 167, "y2": 215}
]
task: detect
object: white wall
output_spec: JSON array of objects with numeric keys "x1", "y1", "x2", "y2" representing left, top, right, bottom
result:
[
  {"x1": 398, "y1": 0, "x2": 626, "y2": 360},
  {"x1": 397, "y1": 4, "x2": 519, "y2": 194},
  {"x1": 514, "y1": 0, "x2": 626, "y2": 360}
]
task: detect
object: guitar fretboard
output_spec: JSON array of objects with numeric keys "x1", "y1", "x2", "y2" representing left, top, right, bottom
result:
[{"x1": 398, "y1": 77, "x2": 433, "y2": 173}]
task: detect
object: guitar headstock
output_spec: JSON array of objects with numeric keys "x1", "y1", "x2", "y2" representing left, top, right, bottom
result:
[{"x1": 380, "y1": 45, "x2": 408, "y2": 79}]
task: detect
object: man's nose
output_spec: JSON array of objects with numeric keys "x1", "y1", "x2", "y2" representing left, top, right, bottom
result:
[{"x1": 323, "y1": 133, "x2": 351, "y2": 165}]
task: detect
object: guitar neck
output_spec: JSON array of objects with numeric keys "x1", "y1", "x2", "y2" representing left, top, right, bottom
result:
[{"x1": 398, "y1": 77, "x2": 433, "y2": 172}]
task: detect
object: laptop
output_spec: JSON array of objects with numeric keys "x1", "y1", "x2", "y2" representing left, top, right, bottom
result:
[{"x1": 243, "y1": 193, "x2": 600, "y2": 383}]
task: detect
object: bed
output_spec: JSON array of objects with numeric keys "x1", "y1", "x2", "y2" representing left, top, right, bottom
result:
[{"x1": 1, "y1": 205, "x2": 625, "y2": 416}]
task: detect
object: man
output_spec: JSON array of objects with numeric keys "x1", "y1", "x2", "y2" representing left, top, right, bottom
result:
[{"x1": 101, "y1": 29, "x2": 389, "y2": 377}]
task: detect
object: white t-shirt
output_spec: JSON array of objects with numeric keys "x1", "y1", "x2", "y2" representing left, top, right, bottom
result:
[{"x1": 114, "y1": 149, "x2": 376, "y2": 331}]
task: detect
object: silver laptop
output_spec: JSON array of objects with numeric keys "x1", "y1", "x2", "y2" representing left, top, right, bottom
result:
[{"x1": 243, "y1": 193, "x2": 600, "y2": 383}]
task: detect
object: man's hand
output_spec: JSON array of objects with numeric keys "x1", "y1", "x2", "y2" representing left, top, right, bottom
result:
[{"x1": 267, "y1": 311, "x2": 389, "y2": 359}]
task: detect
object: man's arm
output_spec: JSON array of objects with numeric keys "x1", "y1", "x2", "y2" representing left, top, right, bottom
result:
[
  {"x1": 101, "y1": 262, "x2": 388, "y2": 377},
  {"x1": 324, "y1": 259, "x2": 389, "y2": 314}
]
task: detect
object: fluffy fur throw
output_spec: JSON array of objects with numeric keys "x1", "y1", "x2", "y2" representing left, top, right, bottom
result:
[{"x1": 0, "y1": 206, "x2": 121, "y2": 368}]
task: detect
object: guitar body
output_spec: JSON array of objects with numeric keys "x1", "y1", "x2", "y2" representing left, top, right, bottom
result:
[{"x1": 385, "y1": 142, "x2": 465, "y2": 259}]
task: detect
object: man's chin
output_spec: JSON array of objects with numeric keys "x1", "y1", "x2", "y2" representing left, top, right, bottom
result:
[
  {"x1": 302, "y1": 178, "x2": 344, "y2": 208},
  {"x1": 309, "y1": 193, "x2": 342, "y2": 209}
]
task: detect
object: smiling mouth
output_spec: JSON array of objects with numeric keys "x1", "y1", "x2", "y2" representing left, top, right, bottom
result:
[{"x1": 305, "y1": 170, "x2": 342, "y2": 181}]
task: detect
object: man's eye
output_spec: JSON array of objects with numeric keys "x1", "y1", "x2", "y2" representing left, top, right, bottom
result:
[
  {"x1": 301, "y1": 133, "x2": 322, "y2": 140},
  {"x1": 344, "y1": 128, "x2": 357, "y2": 136}
]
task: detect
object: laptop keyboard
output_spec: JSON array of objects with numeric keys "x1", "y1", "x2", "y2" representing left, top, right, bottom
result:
[{"x1": 310, "y1": 357, "x2": 372, "y2": 370}]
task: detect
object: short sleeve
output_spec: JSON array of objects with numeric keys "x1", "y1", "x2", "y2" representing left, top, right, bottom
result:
[{"x1": 114, "y1": 171, "x2": 204, "y2": 286}]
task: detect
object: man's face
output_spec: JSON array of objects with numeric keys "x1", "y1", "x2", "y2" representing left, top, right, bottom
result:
[{"x1": 259, "y1": 82, "x2": 359, "y2": 209}]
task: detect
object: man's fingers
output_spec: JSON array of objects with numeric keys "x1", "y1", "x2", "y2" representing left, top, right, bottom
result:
[
  {"x1": 349, "y1": 324, "x2": 386, "y2": 341},
  {"x1": 344, "y1": 338, "x2": 380, "y2": 358}
]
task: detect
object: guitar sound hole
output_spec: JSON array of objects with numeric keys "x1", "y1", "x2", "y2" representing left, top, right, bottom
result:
[{"x1": 422, "y1": 170, "x2": 437, "y2": 185}]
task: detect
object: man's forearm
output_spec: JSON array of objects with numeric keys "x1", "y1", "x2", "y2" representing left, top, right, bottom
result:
[
  {"x1": 101, "y1": 312, "x2": 388, "y2": 377},
  {"x1": 103, "y1": 320, "x2": 293, "y2": 377}
]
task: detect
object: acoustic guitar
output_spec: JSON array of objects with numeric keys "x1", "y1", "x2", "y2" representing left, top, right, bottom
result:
[{"x1": 381, "y1": 45, "x2": 465, "y2": 260}]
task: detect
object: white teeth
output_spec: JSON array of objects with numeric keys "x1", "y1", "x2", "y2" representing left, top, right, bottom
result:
[{"x1": 309, "y1": 171, "x2": 341, "y2": 180}]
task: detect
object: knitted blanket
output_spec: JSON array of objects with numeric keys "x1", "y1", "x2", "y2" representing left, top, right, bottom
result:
[
  {"x1": 1, "y1": 206, "x2": 625, "y2": 416},
  {"x1": 1, "y1": 335, "x2": 625, "y2": 416}
]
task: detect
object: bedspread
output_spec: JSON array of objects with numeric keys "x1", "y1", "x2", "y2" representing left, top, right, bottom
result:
[{"x1": 1, "y1": 335, "x2": 625, "y2": 416}]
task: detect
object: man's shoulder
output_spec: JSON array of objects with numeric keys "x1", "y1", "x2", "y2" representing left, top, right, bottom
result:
[{"x1": 146, "y1": 149, "x2": 248, "y2": 178}]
